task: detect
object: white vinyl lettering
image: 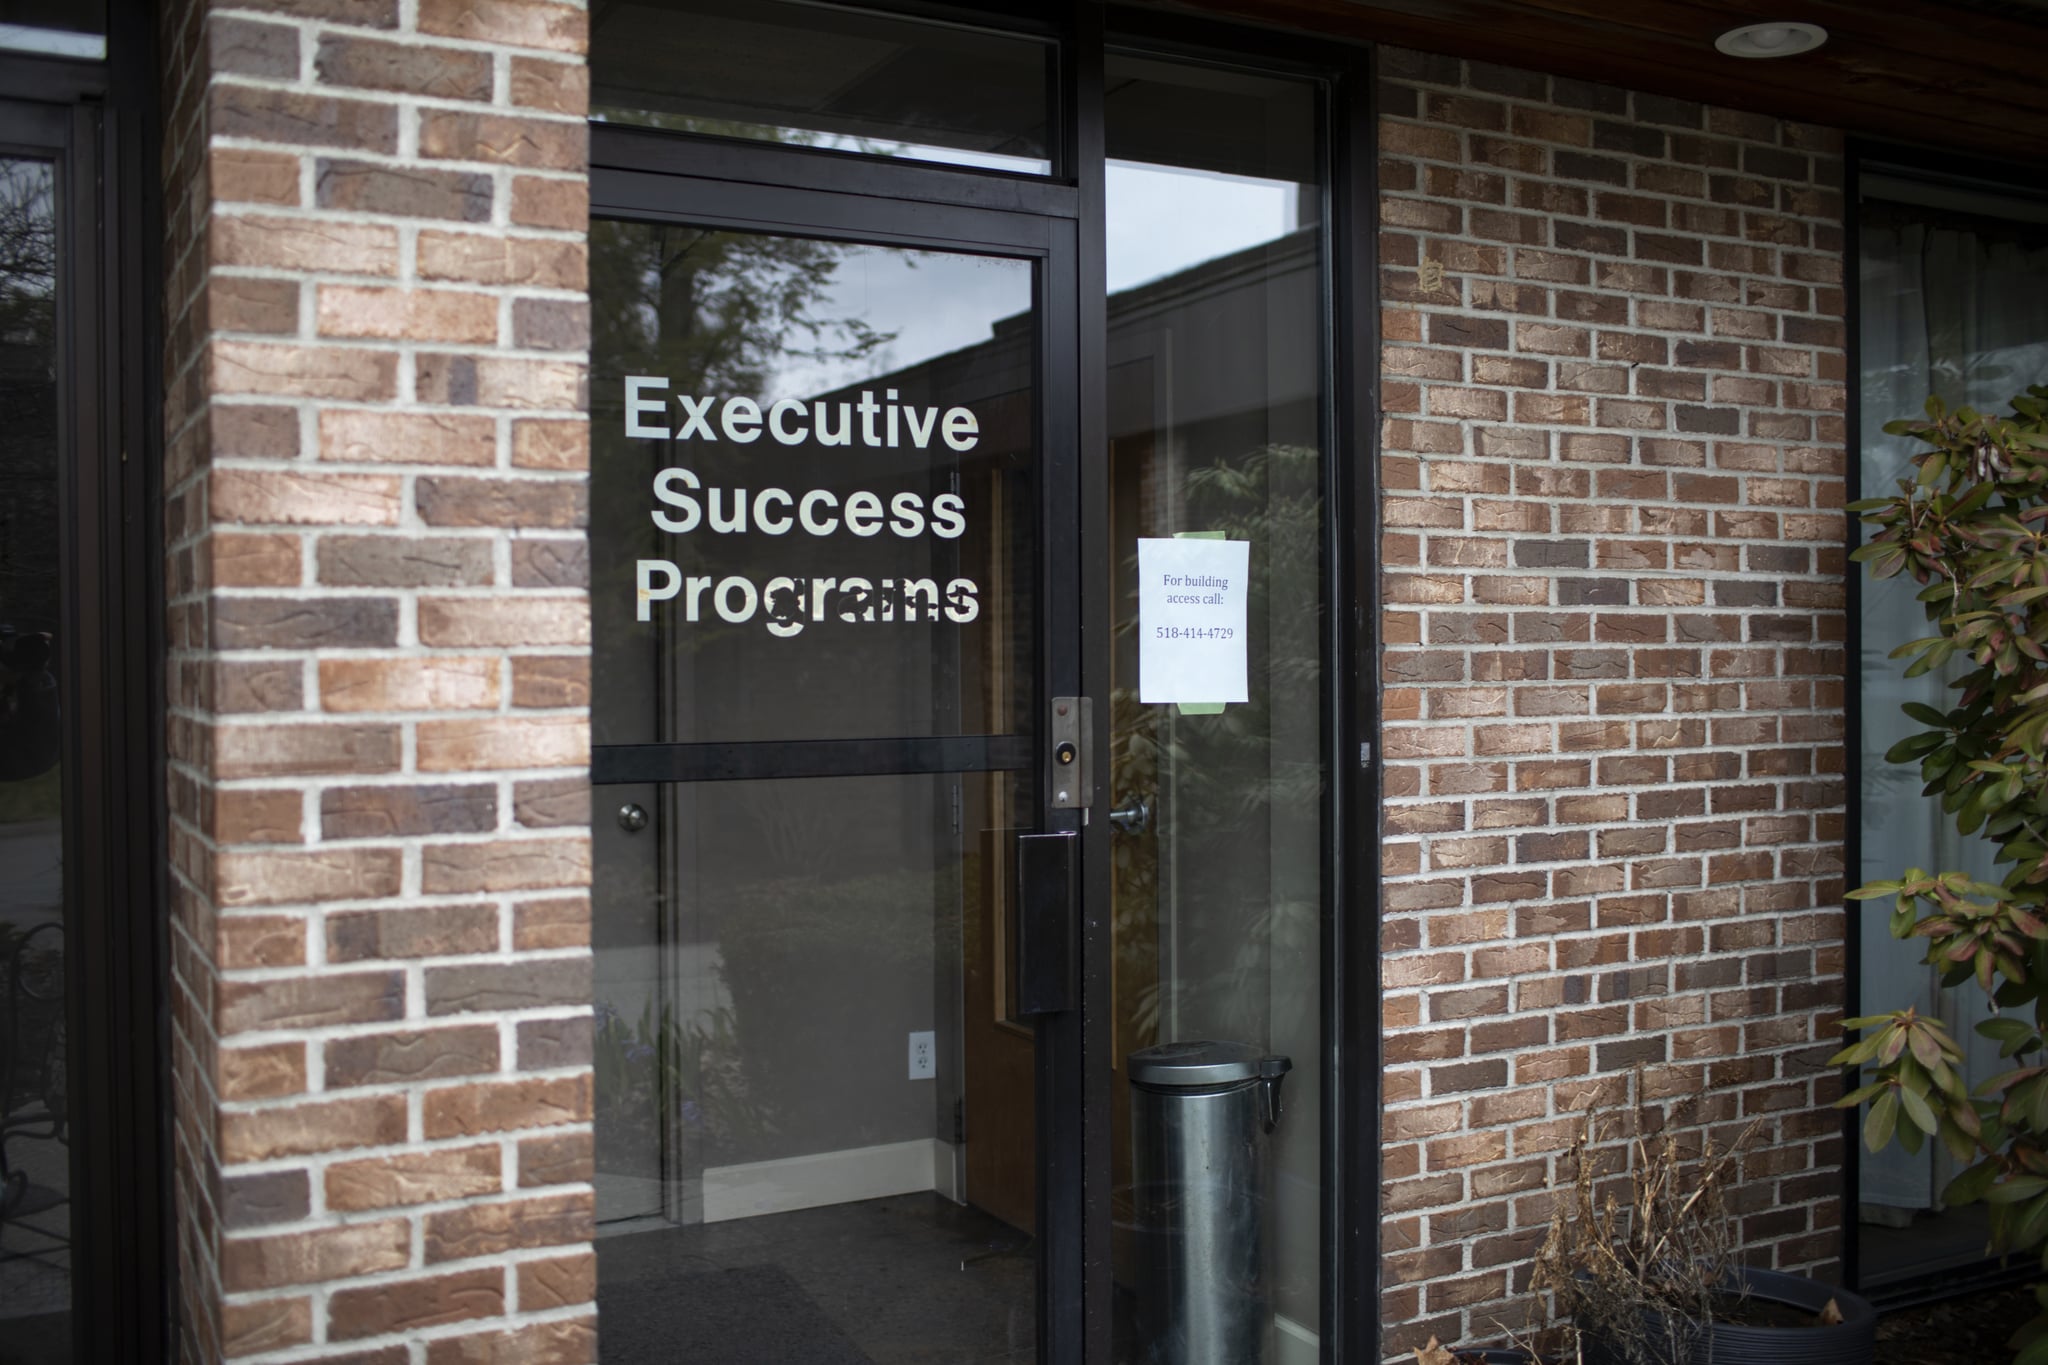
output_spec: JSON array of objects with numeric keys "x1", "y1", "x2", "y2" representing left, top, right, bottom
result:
[
  {"x1": 625, "y1": 376, "x2": 670, "y2": 439},
  {"x1": 768, "y1": 398, "x2": 808, "y2": 444},
  {"x1": 685, "y1": 576, "x2": 713, "y2": 622},
  {"x1": 844, "y1": 491, "x2": 885, "y2": 537},
  {"x1": 942, "y1": 407, "x2": 979, "y2": 452},
  {"x1": 624, "y1": 380, "x2": 995, "y2": 639},
  {"x1": 708, "y1": 487, "x2": 747, "y2": 534},
  {"x1": 763, "y1": 576, "x2": 805, "y2": 637},
  {"x1": 652, "y1": 467, "x2": 701, "y2": 533},
  {"x1": 715, "y1": 576, "x2": 759, "y2": 623},
  {"x1": 675, "y1": 393, "x2": 719, "y2": 441},
  {"x1": 902, "y1": 578, "x2": 940, "y2": 621},
  {"x1": 889, "y1": 491, "x2": 926, "y2": 538},
  {"x1": 944, "y1": 578, "x2": 981, "y2": 623},
  {"x1": 720, "y1": 396, "x2": 763, "y2": 443},
  {"x1": 632, "y1": 384, "x2": 981, "y2": 457},
  {"x1": 810, "y1": 576, "x2": 838, "y2": 622},
  {"x1": 754, "y1": 488, "x2": 793, "y2": 535},
  {"x1": 636, "y1": 559, "x2": 680, "y2": 621},
  {"x1": 814, "y1": 400, "x2": 853, "y2": 446},
  {"x1": 837, "y1": 576, "x2": 874, "y2": 623},
  {"x1": 799, "y1": 489, "x2": 839, "y2": 535}
]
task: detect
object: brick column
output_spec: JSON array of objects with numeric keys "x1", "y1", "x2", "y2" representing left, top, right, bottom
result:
[
  {"x1": 161, "y1": 0, "x2": 595, "y2": 1359},
  {"x1": 1373, "y1": 51, "x2": 1849, "y2": 1354}
]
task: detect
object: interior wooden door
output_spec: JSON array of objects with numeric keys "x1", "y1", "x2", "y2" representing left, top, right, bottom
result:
[{"x1": 962, "y1": 460, "x2": 1039, "y2": 1234}]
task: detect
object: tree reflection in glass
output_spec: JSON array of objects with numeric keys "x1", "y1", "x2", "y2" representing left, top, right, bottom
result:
[{"x1": 0, "y1": 154, "x2": 72, "y2": 1361}]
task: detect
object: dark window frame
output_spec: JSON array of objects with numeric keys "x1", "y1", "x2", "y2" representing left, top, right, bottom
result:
[
  {"x1": 584, "y1": 1, "x2": 1381, "y2": 1359},
  {"x1": 0, "y1": 0, "x2": 169, "y2": 1355}
]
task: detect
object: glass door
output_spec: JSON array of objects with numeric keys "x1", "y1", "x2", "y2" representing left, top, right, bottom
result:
[{"x1": 586, "y1": 175, "x2": 1082, "y2": 1364}]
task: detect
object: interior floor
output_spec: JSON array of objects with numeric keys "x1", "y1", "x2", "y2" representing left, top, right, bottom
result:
[
  {"x1": 0, "y1": 1126, "x2": 70, "y2": 1365},
  {"x1": 596, "y1": 1193, "x2": 1036, "y2": 1365}
]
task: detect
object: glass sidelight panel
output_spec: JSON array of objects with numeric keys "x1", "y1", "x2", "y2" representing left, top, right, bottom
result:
[
  {"x1": 0, "y1": 152, "x2": 70, "y2": 1364},
  {"x1": 589, "y1": 219, "x2": 1044, "y2": 1363},
  {"x1": 1102, "y1": 57, "x2": 1327, "y2": 1364}
]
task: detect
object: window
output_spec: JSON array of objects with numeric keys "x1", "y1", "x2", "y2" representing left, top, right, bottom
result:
[{"x1": 1854, "y1": 167, "x2": 2048, "y2": 1289}]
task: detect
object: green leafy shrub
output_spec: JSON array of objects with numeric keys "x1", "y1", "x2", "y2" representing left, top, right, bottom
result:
[{"x1": 1836, "y1": 386, "x2": 2048, "y2": 1364}]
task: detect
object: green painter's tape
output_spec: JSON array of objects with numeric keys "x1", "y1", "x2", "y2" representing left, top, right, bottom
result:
[{"x1": 1173, "y1": 531, "x2": 1228, "y2": 714}]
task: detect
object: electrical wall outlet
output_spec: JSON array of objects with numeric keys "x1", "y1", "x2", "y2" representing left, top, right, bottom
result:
[{"x1": 908, "y1": 1030, "x2": 936, "y2": 1080}]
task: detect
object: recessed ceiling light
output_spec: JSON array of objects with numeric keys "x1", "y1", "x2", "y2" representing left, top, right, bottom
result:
[{"x1": 1715, "y1": 21, "x2": 1828, "y2": 58}]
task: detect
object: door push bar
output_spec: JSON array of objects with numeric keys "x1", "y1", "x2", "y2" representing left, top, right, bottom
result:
[
  {"x1": 1015, "y1": 830, "x2": 1076, "y2": 1016},
  {"x1": 1018, "y1": 697, "x2": 1091, "y2": 1014}
]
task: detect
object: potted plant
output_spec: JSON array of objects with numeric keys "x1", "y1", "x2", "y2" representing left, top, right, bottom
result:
[
  {"x1": 1527, "y1": 1097, "x2": 1874, "y2": 1365},
  {"x1": 1837, "y1": 387, "x2": 2048, "y2": 1365}
]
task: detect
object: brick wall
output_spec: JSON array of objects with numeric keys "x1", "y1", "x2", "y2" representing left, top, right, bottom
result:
[
  {"x1": 1374, "y1": 50, "x2": 1850, "y2": 1354},
  {"x1": 160, "y1": 0, "x2": 596, "y2": 1358}
]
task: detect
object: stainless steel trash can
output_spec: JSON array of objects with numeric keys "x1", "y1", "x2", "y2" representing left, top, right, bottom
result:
[{"x1": 1128, "y1": 1041, "x2": 1292, "y2": 1365}]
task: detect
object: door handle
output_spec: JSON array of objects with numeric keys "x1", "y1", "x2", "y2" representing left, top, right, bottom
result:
[
  {"x1": 1015, "y1": 831, "x2": 1076, "y2": 1015},
  {"x1": 1108, "y1": 795, "x2": 1151, "y2": 834}
]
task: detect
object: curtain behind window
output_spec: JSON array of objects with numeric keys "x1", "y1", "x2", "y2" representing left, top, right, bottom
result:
[{"x1": 1858, "y1": 199, "x2": 2048, "y2": 1218}]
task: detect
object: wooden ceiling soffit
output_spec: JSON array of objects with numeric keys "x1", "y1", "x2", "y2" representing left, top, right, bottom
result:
[{"x1": 1150, "y1": 0, "x2": 2048, "y2": 167}]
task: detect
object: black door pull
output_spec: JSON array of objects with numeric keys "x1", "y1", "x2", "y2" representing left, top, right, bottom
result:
[{"x1": 1015, "y1": 831, "x2": 1076, "y2": 1015}]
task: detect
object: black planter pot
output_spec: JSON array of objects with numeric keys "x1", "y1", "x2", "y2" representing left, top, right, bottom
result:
[{"x1": 1578, "y1": 1267, "x2": 1875, "y2": 1365}]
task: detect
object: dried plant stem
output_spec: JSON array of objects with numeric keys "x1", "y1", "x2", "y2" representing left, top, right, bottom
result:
[{"x1": 1531, "y1": 1082, "x2": 1767, "y2": 1365}]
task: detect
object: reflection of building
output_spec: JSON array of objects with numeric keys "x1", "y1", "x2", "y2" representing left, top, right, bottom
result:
[{"x1": 8, "y1": 0, "x2": 2048, "y2": 1361}]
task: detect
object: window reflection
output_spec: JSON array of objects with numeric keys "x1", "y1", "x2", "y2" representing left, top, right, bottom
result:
[
  {"x1": 591, "y1": 225, "x2": 1034, "y2": 748},
  {"x1": 592, "y1": 0, "x2": 1053, "y2": 175},
  {"x1": 590, "y1": 223, "x2": 1042, "y2": 1362},
  {"x1": 1103, "y1": 56, "x2": 1326, "y2": 1362},
  {"x1": 0, "y1": 154, "x2": 70, "y2": 1362},
  {"x1": 1856, "y1": 188, "x2": 2048, "y2": 1289}
]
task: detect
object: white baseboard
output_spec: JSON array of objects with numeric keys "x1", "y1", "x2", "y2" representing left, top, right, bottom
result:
[
  {"x1": 1275, "y1": 1312, "x2": 1318, "y2": 1365},
  {"x1": 933, "y1": 1137, "x2": 962, "y2": 1203},
  {"x1": 703, "y1": 1138, "x2": 955, "y2": 1223}
]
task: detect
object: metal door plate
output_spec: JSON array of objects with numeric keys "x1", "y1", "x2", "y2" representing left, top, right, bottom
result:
[{"x1": 1048, "y1": 695, "x2": 1091, "y2": 809}]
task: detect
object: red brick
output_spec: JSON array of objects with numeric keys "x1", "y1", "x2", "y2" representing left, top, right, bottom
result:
[
  {"x1": 418, "y1": 0, "x2": 588, "y2": 53},
  {"x1": 222, "y1": 1220, "x2": 411, "y2": 1293},
  {"x1": 219, "y1": 1094, "x2": 408, "y2": 1163},
  {"x1": 329, "y1": 1266, "x2": 505, "y2": 1339},
  {"x1": 424, "y1": 1191, "x2": 593, "y2": 1262},
  {"x1": 320, "y1": 656, "x2": 500, "y2": 711},
  {"x1": 318, "y1": 285, "x2": 497, "y2": 342},
  {"x1": 211, "y1": 216, "x2": 399, "y2": 276},
  {"x1": 424, "y1": 1317, "x2": 596, "y2": 1365},
  {"x1": 326, "y1": 1145, "x2": 503, "y2": 1211},
  {"x1": 424, "y1": 1075, "x2": 593, "y2": 1139},
  {"x1": 517, "y1": 1252, "x2": 595, "y2": 1310}
]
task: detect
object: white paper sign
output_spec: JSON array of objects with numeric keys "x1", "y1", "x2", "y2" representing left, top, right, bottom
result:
[{"x1": 1137, "y1": 537, "x2": 1250, "y2": 705}]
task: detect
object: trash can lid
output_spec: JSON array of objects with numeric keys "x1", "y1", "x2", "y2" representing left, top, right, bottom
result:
[{"x1": 1128, "y1": 1041, "x2": 1292, "y2": 1088}]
